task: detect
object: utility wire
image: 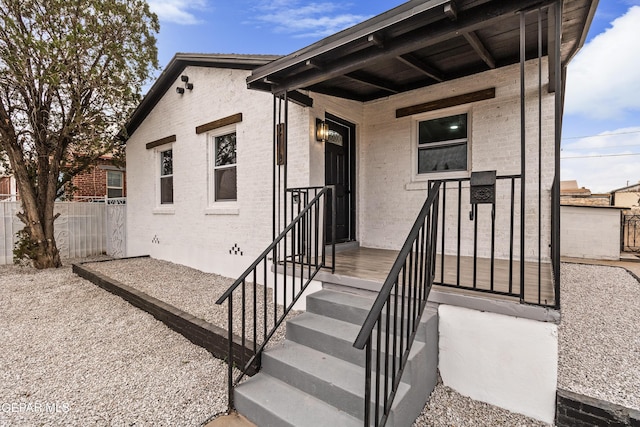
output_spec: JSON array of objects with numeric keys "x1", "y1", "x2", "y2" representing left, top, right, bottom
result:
[
  {"x1": 562, "y1": 130, "x2": 640, "y2": 140},
  {"x1": 562, "y1": 143, "x2": 640, "y2": 151},
  {"x1": 561, "y1": 152, "x2": 640, "y2": 159}
]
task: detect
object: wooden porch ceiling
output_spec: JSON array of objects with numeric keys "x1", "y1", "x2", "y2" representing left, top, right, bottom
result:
[{"x1": 248, "y1": 0, "x2": 598, "y2": 102}]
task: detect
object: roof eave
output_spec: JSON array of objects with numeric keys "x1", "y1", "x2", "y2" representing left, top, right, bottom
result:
[
  {"x1": 246, "y1": 0, "x2": 450, "y2": 88},
  {"x1": 124, "y1": 53, "x2": 281, "y2": 139}
]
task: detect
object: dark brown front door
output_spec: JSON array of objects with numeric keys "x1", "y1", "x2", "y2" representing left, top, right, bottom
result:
[{"x1": 325, "y1": 116, "x2": 355, "y2": 244}]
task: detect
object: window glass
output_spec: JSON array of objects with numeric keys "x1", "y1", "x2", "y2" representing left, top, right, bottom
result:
[
  {"x1": 106, "y1": 170, "x2": 123, "y2": 198},
  {"x1": 215, "y1": 133, "x2": 236, "y2": 167},
  {"x1": 107, "y1": 171, "x2": 123, "y2": 188},
  {"x1": 418, "y1": 143, "x2": 467, "y2": 173},
  {"x1": 107, "y1": 188, "x2": 123, "y2": 198},
  {"x1": 160, "y1": 149, "x2": 173, "y2": 204},
  {"x1": 419, "y1": 114, "x2": 467, "y2": 144},
  {"x1": 214, "y1": 133, "x2": 237, "y2": 201},
  {"x1": 418, "y1": 113, "x2": 468, "y2": 174},
  {"x1": 161, "y1": 150, "x2": 173, "y2": 176}
]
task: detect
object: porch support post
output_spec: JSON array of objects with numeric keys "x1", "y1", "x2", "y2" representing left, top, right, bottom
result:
[
  {"x1": 273, "y1": 95, "x2": 277, "y2": 241},
  {"x1": 519, "y1": 11, "x2": 526, "y2": 303},
  {"x1": 552, "y1": 0, "x2": 563, "y2": 309}
]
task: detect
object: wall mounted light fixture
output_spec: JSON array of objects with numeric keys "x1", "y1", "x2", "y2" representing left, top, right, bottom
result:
[
  {"x1": 177, "y1": 75, "x2": 194, "y2": 94},
  {"x1": 316, "y1": 118, "x2": 329, "y2": 142}
]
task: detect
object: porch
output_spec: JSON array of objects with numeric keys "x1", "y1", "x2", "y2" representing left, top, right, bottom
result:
[{"x1": 322, "y1": 245, "x2": 555, "y2": 307}]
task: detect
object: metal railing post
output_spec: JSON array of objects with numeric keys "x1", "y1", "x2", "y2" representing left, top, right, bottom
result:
[{"x1": 216, "y1": 186, "x2": 333, "y2": 413}]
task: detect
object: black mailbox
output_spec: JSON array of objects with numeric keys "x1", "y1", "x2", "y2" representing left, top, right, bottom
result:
[{"x1": 470, "y1": 170, "x2": 497, "y2": 205}]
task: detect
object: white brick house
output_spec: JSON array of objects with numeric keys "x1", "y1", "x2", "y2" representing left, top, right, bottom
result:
[
  {"x1": 126, "y1": 55, "x2": 290, "y2": 279},
  {"x1": 125, "y1": 1, "x2": 598, "y2": 425}
]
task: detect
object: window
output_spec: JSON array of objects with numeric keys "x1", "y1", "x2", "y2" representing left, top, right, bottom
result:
[
  {"x1": 212, "y1": 131, "x2": 237, "y2": 201},
  {"x1": 417, "y1": 113, "x2": 468, "y2": 174},
  {"x1": 106, "y1": 171, "x2": 123, "y2": 198},
  {"x1": 160, "y1": 148, "x2": 173, "y2": 204}
]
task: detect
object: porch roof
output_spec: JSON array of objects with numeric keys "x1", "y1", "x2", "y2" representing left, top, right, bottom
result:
[{"x1": 247, "y1": 0, "x2": 598, "y2": 102}]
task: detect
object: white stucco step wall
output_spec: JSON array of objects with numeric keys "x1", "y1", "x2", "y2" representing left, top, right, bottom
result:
[{"x1": 438, "y1": 304, "x2": 558, "y2": 424}]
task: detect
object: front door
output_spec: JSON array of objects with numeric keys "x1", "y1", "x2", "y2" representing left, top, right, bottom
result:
[{"x1": 325, "y1": 116, "x2": 355, "y2": 244}]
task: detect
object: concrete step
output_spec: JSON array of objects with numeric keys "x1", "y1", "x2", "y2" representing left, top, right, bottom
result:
[
  {"x1": 234, "y1": 373, "x2": 361, "y2": 427},
  {"x1": 306, "y1": 288, "x2": 437, "y2": 343},
  {"x1": 235, "y1": 289, "x2": 439, "y2": 427},
  {"x1": 286, "y1": 311, "x2": 427, "y2": 374},
  {"x1": 261, "y1": 340, "x2": 411, "y2": 421}
]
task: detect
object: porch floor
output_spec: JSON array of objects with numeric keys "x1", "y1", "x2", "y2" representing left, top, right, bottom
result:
[{"x1": 330, "y1": 246, "x2": 555, "y2": 307}]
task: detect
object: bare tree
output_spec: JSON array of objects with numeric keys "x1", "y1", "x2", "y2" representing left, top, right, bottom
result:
[{"x1": 0, "y1": 0, "x2": 158, "y2": 267}]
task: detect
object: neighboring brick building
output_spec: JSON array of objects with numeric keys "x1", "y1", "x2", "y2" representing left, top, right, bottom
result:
[
  {"x1": 67, "y1": 155, "x2": 126, "y2": 200},
  {"x1": 0, "y1": 175, "x2": 16, "y2": 200},
  {"x1": 1, "y1": 157, "x2": 125, "y2": 201}
]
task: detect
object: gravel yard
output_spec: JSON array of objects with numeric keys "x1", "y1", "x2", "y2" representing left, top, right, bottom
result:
[
  {"x1": 558, "y1": 263, "x2": 640, "y2": 411},
  {"x1": 2, "y1": 257, "x2": 636, "y2": 426},
  {"x1": 0, "y1": 260, "x2": 232, "y2": 426},
  {"x1": 84, "y1": 257, "x2": 291, "y2": 346},
  {"x1": 413, "y1": 381, "x2": 547, "y2": 427},
  {"x1": 85, "y1": 257, "x2": 246, "y2": 329}
]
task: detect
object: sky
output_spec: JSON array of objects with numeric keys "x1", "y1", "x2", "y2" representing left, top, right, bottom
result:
[{"x1": 146, "y1": 0, "x2": 639, "y2": 193}]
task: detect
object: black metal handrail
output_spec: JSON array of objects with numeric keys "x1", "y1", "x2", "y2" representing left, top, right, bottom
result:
[
  {"x1": 215, "y1": 185, "x2": 335, "y2": 411},
  {"x1": 429, "y1": 174, "x2": 556, "y2": 308},
  {"x1": 353, "y1": 181, "x2": 441, "y2": 427}
]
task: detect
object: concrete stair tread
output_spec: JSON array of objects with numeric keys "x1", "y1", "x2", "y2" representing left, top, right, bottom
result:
[
  {"x1": 235, "y1": 373, "x2": 361, "y2": 427},
  {"x1": 262, "y1": 340, "x2": 412, "y2": 419},
  {"x1": 263, "y1": 340, "x2": 363, "y2": 395},
  {"x1": 286, "y1": 311, "x2": 427, "y2": 367},
  {"x1": 307, "y1": 289, "x2": 376, "y2": 315},
  {"x1": 307, "y1": 289, "x2": 437, "y2": 343},
  {"x1": 235, "y1": 289, "x2": 439, "y2": 427},
  {"x1": 287, "y1": 311, "x2": 360, "y2": 342}
]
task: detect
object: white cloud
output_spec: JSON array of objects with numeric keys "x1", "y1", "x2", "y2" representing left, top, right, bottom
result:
[
  {"x1": 561, "y1": 127, "x2": 640, "y2": 192},
  {"x1": 147, "y1": 0, "x2": 208, "y2": 25},
  {"x1": 564, "y1": 6, "x2": 640, "y2": 120},
  {"x1": 252, "y1": 1, "x2": 371, "y2": 38}
]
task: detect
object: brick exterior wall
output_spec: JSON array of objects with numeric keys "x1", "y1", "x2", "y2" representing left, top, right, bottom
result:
[
  {"x1": 557, "y1": 389, "x2": 640, "y2": 427},
  {"x1": 311, "y1": 59, "x2": 555, "y2": 261},
  {"x1": 0, "y1": 177, "x2": 10, "y2": 196},
  {"x1": 69, "y1": 157, "x2": 126, "y2": 199},
  {"x1": 127, "y1": 57, "x2": 559, "y2": 277},
  {"x1": 126, "y1": 66, "x2": 286, "y2": 278}
]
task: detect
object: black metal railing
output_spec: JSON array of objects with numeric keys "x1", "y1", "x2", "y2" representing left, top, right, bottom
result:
[
  {"x1": 215, "y1": 185, "x2": 335, "y2": 411},
  {"x1": 429, "y1": 175, "x2": 555, "y2": 308},
  {"x1": 353, "y1": 181, "x2": 441, "y2": 427},
  {"x1": 623, "y1": 213, "x2": 640, "y2": 252}
]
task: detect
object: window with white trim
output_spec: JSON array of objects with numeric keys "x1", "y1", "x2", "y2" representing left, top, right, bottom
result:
[
  {"x1": 106, "y1": 170, "x2": 123, "y2": 198},
  {"x1": 211, "y1": 131, "x2": 237, "y2": 202},
  {"x1": 417, "y1": 113, "x2": 468, "y2": 174},
  {"x1": 159, "y1": 148, "x2": 173, "y2": 204}
]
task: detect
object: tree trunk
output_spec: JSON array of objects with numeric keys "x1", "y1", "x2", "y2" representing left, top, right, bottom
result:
[{"x1": 16, "y1": 202, "x2": 62, "y2": 269}]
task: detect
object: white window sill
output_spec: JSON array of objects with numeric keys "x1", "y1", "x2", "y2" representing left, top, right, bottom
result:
[
  {"x1": 405, "y1": 181, "x2": 430, "y2": 191},
  {"x1": 153, "y1": 207, "x2": 175, "y2": 215},
  {"x1": 406, "y1": 171, "x2": 470, "y2": 191},
  {"x1": 205, "y1": 205, "x2": 240, "y2": 215}
]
